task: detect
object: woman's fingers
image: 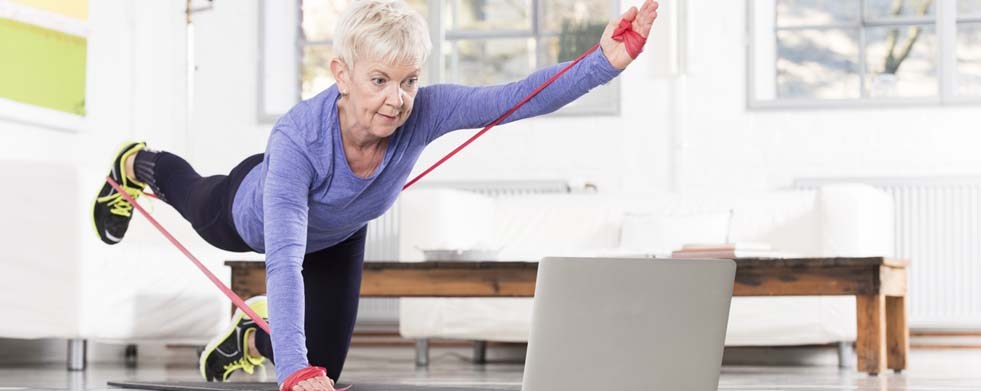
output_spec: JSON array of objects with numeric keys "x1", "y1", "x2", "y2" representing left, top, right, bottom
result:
[
  {"x1": 633, "y1": 0, "x2": 659, "y2": 37},
  {"x1": 315, "y1": 376, "x2": 334, "y2": 391},
  {"x1": 600, "y1": 0, "x2": 661, "y2": 69},
  {"x1": 621, "y1": 5, "x2": 639, "y2": 23},
  {"x1": 293, "y1": 376, "x2": 334, "y2": 391}
]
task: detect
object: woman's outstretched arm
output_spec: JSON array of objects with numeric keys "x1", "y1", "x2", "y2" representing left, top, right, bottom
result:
[{"x1": 415, "y1": 0, "x2": 658, "y2": 142}]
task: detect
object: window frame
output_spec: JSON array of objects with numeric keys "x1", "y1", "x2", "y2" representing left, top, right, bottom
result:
[
  {"x1": 746, "y1": 0, "x2": 981, "y2": 110},
  {"x1": 259, "y1": 0, "x2": 622, "y2": 122}
]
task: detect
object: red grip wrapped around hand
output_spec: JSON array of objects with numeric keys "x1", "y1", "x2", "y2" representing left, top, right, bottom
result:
[
  {"x1": 281, "y1": 366, "x2": 327, "y2": 391},
  {"x1": 611, "y1": 18, "x2": 647, "y2": 59}
]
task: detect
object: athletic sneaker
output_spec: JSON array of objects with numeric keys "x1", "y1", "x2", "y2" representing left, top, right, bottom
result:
[
  {"x1": 200, "y1": 296, "x2": 269, "y2": 382},
  {"x1": 92, "y1": 141, "x2": 147, "y2": 245}
]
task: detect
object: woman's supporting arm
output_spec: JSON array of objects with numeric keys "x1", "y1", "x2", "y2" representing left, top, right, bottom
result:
[{"x1": 262, "y1": 125, "x2": 317, "y2": 386}]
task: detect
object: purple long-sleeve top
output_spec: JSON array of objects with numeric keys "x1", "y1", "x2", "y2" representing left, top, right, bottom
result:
[{"x1": 230, "y1": 49, "x2": 621, "y2": 385}]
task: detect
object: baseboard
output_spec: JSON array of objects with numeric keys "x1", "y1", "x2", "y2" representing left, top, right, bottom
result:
[{"x1": 911, "y1": 330, "x2": 981, "y2": 349}]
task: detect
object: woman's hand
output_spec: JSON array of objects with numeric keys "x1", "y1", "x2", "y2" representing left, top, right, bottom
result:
[
  {"x1": 292, "y1": 375, "x2": 335, "y2": 391},
  {"x1": 600, "y1": 0, "x2": 659, "y2": 70}
]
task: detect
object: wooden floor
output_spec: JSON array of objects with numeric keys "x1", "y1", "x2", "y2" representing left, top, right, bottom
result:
[{"x1": 1, "y1": 346, "x2": 978, "y2": 390}]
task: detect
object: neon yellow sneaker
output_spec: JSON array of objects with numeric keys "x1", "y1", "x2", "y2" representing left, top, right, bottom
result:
[
  {"x1": 200, "y1": 296, "x2": 269, "y2": 382},
  {"x1": 91, "y1": 141, "x2": 147, "y2": 245}
]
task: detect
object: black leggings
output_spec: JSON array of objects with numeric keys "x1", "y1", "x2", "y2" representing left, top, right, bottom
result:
[{"x1": 134, "y1": 150, "x2": 365, "y2": 381}]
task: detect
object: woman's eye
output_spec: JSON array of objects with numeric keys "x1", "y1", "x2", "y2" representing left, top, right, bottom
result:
[
  {"x1": 372, "y1": 78, "x2": 386, "y2": 86},
  {"x1": 404, "y1": 78, "x2": 418, "y2": 88}
]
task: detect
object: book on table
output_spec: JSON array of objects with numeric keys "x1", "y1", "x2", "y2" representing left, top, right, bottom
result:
[{"x1": 671, "y1": 242, "x2": 786, "y2": 259}]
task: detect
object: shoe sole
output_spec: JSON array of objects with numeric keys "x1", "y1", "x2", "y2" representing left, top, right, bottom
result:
[
  {"x1": 199, "y1": 296, "x2": 268, "y2": 382},
  {"x1": 90, "y1": 141, "x2": 144, "y2": 245}
]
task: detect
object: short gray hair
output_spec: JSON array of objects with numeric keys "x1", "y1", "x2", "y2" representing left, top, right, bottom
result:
[{"x1": 333, "y1": 0, "x2": 432, "y2": 68}]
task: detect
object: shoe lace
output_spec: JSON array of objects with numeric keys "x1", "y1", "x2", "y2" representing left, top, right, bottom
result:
[
  {"x1": 101, "y1": 186, "x2": 144, "y2": 217},
  {"x1": 223, "y1": 355, "x2": 263, "y2": 376}
]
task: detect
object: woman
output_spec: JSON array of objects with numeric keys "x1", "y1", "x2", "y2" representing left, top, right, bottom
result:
[{"x1": 90, "y1": 0, "x2": 658, "y2": 390}]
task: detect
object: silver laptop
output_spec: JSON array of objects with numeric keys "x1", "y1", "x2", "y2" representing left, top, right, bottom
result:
[{"x1": 521, "y1": 257, "x2": 736, "y2": 391}]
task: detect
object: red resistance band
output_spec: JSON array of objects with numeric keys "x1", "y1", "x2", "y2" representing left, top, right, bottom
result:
[
  {"x1": 612, "y1": 18, "x2": 647, "y2": 59},
  {"x1": 106, "y1": 177, "x2": 273, "y2": 335},
  {"x1": 108, "y1": 20, "x2": 645, "y2": 390}
]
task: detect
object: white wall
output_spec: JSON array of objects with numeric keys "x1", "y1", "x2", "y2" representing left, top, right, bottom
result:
[
  {"x1": 0, "y1": 0, "x2": 191, "y2": 173},
  {"x1": 0, "y1": 0, "x2": 129, "y2": 165}
]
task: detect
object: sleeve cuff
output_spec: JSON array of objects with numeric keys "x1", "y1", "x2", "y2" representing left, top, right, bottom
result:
[{"x1": 587, "y1": 47, "x2": 623, "y2": 83}]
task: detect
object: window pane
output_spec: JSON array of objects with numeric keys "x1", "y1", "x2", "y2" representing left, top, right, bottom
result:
[
  {"x1": 542, "y1": 0, "x2": 611, "y2": 33},
  {"x1": 865, "y1": 0, "x2": 935, "y2": 20},
  {"x1": 864, "y1": 25, "x2": 938, "y2": 98},
  {"x1": 446, "y1": 0, "x2": 532, "y2": 31},
  {"x1": 541, "y1": 35, "x2": 618, "y2": 113},
  {"x1": 545, "y1": 20, "x2": 606, "y2": 63},
  {"x1": 960, "y1": 0, "x2": 981, "y2": 17},
  {"x1": 302, "y1": 0, "x2": 428, "y2": 42},
  {"x1": 302, "y1": 45, "x2": 335, "y2": 99},
  {"x1": 444, "y1": 38, "x2": 534, "y2": 85},
  {"x1": 776, "y1": 29, "x2": 861, "y2": 99},
  {"x1": 958, "y1": 23, "x2": 981, "y2": 96},
  {"x1": 776, "y1": 0, "x2": 859, "y2": 27}
]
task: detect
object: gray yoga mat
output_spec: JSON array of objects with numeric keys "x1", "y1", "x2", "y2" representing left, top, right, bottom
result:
[{"x1": 107, "y1": 381, "x2": 520, "y2": 391}]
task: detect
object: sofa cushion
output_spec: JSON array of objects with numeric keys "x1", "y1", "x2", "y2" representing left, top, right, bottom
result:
[
  {"x1": 726, "y1": 190, "x2": 821, "y2": 256},
  {"x1": 492, "y1": 194, "x2": 624, "y2": 260},
  {"x1": 619, "y1": 210, "x2": 731, "y2": 255}
]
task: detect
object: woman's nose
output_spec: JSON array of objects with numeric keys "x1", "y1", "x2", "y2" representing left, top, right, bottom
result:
[{"x1": 387, "y1": 85, "x2": 404, "y2": 107}]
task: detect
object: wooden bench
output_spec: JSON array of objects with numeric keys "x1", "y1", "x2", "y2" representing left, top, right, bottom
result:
[{"x1": 225, "y1": 256, "x2": 908, "y2": 375}]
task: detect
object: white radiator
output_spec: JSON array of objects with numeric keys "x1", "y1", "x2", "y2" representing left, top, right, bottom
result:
[
  {"x1": 796, "y1": 177, "x2": 981, "y2": 330},
  {"x1": 357, "y1": 181, "x2": 574, "y2": 324}
]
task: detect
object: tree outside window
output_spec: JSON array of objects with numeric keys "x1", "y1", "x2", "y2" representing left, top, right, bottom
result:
[{"x1": 750, "y1": 0, "x2": 981, "y2": 106}]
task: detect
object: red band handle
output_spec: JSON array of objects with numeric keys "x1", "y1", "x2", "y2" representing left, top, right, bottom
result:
[
  {"x1": 281, "y1": 366, "x2": 327, "y2": 391},
  {"x1": 611, "y1": 18, "x2": 646, "y2": 59}
]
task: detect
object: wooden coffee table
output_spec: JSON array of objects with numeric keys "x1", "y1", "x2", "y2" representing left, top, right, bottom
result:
[{"x1": 225, "y1": 256, "x2": 908, "y2": 375}]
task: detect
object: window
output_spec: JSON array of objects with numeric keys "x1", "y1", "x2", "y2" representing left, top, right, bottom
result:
[
  {"x1": 295, "y1": 0, "x2": 620, "y2": 116},
  {"x1": 748, "y1": 0, "x2": 981, "y2": 107}
]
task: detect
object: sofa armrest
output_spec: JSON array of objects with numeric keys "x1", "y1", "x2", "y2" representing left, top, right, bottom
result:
[{"x1": 0, "y1": 160, "x2": 82, "y2": 338}]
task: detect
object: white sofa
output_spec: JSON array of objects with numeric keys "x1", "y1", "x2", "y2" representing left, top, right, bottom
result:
[
  {"x1": 397, "y1": 184, "x2": 894, "y2": 365},
  {"x1": 0, "y1": 160, "x2": 231, "y2": 368}
]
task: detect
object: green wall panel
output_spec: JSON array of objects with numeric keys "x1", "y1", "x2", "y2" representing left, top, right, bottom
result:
[{"x1": 0, "y1": 17, "x2": 87, "y2": 115}]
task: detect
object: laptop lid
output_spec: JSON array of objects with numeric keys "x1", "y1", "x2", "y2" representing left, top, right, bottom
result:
[{"x1": 521, "y1": 257, "x2": 735, "y2": 391}]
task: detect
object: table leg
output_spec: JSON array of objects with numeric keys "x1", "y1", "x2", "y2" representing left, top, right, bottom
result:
[
  {"x1": 886, "y1": 295, "x2": 909, "y2": 373},
  {"x1": 856, "y1": 294, "x2": 887, "y2": 375}
]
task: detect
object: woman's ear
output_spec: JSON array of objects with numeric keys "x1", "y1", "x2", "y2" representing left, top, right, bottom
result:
[{"x1": 330, "y1": 58, "x2": 351, "y2": 94}]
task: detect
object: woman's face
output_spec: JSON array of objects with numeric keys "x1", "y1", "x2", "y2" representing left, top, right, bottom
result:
[{"x1": 333, "y1": 57, "x2": 421, "y2": 139}]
